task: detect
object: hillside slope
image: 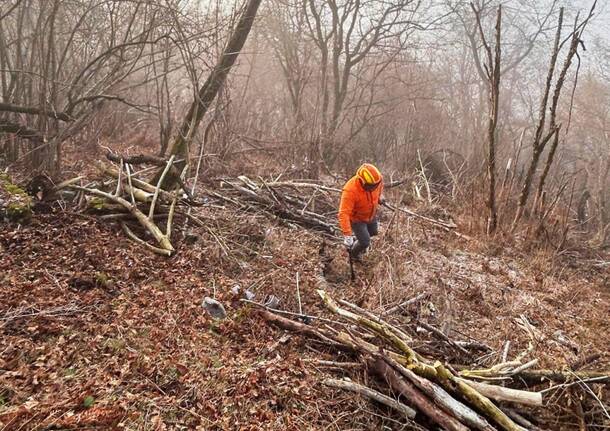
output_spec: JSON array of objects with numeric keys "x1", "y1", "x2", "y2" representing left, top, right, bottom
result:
[{"x1": 1, "y1": 191, "x2": 609, "y2": 430}]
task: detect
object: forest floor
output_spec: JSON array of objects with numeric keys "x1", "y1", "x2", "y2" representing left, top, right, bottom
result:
[{"x1": 1, "y1": 160, "x2": 609, "y2": 430}]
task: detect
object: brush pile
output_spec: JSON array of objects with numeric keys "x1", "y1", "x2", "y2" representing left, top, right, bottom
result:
[
  {"x1": 215, "y1": 176, "x2": 341, "y2": 236},
  {"x1": 68, "y1": 151, "x2": 462, "y2": 258},
  {"x1": 256, "y1": 289, "x2": 610, "y2": 431},
  {"x1": 65, "y1": 154, "x2": 343, "y2": 255}
]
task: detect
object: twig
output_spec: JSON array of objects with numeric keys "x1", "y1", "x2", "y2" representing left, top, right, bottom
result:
[
  {"x1": 570, "y1": 370, "x2": 610, "y2": 421},
  {"x1": 125, "y1": 163, "x2": 137, "y2": 206},
  {"x1": 508, "y1": 359, "x2": 539, "y2": 376},
  {"x1": 149, "y1": 155, "x2": 175, "y2": 219},
  {"x1": 296, "y1": 272, "x2": 302, "y2": 315},
  {"x1": 311, "y1": 360, "x2": 362, "y2": 369},
  {"x1": 0, "y1": 304, "x2": 85, "y2": 328},
  {"x1": 540, "y1": 376, "x2": 610, "y2": 394},
  {"x1": 417, "y1": 320, "x2": 469, "y2": 355},
  {"x1": 241, "y1": 299, "x2": 339, "y2": 325},
  {"x1": 115, "y1": 158, "x2": 123, "y2": 197},
  {"x1": 502, "y1": 341, "x2": 511, "y2": 363},
  {"x1": 121, "y1": 222, "x2": 172, "y2": 256},
  {"x1": 384, "y1": 292, "x2": 428, "y2": 314}
]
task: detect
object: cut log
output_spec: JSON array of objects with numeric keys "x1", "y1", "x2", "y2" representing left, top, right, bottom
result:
[
  {"x1": 328, "y1": 329, "x2": 496, "y2": 431},
  {"x1": 458, "y1": 378, "x2": 542, "y2": 407},
  {"x1": 370, "y1": 357, "x2": 470, "y2": 431},
  {"x1": 388, "y1": 358, "x2": 497, "y2": 431},
  {"x1": 319, "y1": 290, "x2": 526, "y2": 431}
]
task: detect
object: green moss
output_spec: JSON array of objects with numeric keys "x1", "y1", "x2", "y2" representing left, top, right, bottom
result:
[
  {"x1": 4, "y1": 183, "x2": 26, "y2": 196},
  {"x1": 89, "y1": 197, "x2": 106, "y2": 210},
  {"x1": 1, "y1": 173, "x2": 32, "y2": 223}
]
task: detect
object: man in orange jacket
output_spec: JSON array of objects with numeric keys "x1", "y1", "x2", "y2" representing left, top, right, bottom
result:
[{"x1": 338, "y1": 163, "x2": 384, "y2": 260}]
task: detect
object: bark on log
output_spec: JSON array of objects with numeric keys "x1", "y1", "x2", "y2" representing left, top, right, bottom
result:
[
  {"x1": 370, "y1": 357, "x2": 470, "y2": 431},
  {"x1": 106, "y1": 151, "x2": 175, "y2": 166},
  {"x1": 458, "y1": 378, "x2": 542, "y2": 406},
  {"x1": 328, "y1": 329, "x2": 496, "y2": 431},
  {"x1": 388, "y1": 358, "x2": 496, "y2": 430}
]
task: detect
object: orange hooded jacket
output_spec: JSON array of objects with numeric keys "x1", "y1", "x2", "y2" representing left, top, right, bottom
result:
[{"x1": 338, "y1": 175, "x2": 384, "y2": 236}]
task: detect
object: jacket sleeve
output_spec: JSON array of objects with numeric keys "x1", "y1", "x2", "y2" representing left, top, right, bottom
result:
[{"x1": 338, "y1": 188, "x2": 355, "y2": 236}]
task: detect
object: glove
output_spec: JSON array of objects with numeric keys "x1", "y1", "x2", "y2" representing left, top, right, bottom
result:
[{"x1": 343, "y1": 236, "x2": 355, "y2": 248}]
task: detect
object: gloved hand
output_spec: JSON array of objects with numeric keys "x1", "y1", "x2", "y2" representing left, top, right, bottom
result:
[{"x1": 343, "y1": 235, "x2": 355, "y2": 248}]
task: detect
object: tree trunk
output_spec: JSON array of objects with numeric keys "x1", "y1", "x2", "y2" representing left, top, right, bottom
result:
[
  {"x1": 161, "y1": 0, "x2": 264, "y2": 183},
  {"x1": 486, "y1": 6, "x2": 501, "y2": 234}
]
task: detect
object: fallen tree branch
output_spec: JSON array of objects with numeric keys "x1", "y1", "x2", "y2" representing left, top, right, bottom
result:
[
  {"x1": 0, "y1": 102, "x2": 72, "y2": 121},
  {"x1": 318, "y1": 290, "x2": 526, "y2": 431},
  {"x1": 70, "y1": 185, "x2": 174, "y2": 255},
  {"x1": 323, "y1": 378, "x2": 416, "y2": 419},
  {"x1": 459, "y1": 367, "x2": 610, "y2": 384},
  {"x1": 458, "y1": 378, "x2": 542, "y2": 407},
  {"x1": 99, "y1": 163, "x2": 190, "y2": 204},
  {"x1": 120, "y1": 222, "x2": 172, "y2": 256}
]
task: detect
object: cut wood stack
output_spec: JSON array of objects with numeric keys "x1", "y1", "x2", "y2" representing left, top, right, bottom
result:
[{"x1": 258, "y1": 290, "x2": 610, "y2": 431}]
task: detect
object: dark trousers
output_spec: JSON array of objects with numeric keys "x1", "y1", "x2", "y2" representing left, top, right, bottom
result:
[{"x1": 351, "y1": 219, "x2": 378, "y2": 257}]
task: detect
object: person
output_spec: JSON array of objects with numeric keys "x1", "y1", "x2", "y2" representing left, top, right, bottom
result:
[{"x1": 338, "y1": 163, "x2": 384, "y2": 260}]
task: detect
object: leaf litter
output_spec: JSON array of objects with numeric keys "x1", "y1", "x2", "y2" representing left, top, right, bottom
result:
[{"x1": 1, "y1": 190, "x2": 609, "y2": 430}]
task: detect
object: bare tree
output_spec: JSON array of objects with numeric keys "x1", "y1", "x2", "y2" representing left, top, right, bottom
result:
[
  {"x1": 0, "y1": 0, "x2": 177, "y2": 172},
  {"x1": 164, "y1": 0, "x2": 264, "y2": 177},
  {"x1": 512, "y1": 3, "x2": 596, "y2": 229},
  {"x1": 471, "y1": 2, "x2": 501, "y2": 234},
  {"x1": 302, "y1": 0, "x2": 422, "y2": 170}
]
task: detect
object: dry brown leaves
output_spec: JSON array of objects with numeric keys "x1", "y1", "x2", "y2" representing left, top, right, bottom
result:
[{"x1": 1, "y1": 186, "x2": 609, "y2": 429}]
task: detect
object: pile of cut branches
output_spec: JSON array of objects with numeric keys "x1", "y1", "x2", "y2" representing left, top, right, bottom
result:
[
  {"x1": 214, "y1": 176, "x2": 341, "y2": 235},
  {"x1": 63, "y1": 153, "x2": 196, "y2": 256},
  {"x1": 214, "y1": 176, "x2": 462, "y2": 238},
  {"x1": 66, "y1": 167, "x2": 463, "y2": 255},
  {"x1": 257, "y1": 290, "x2": 610, "y2": 430}
]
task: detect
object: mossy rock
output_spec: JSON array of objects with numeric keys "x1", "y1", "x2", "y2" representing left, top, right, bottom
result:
[{"x1": 0, "y1": 173, "x2": 32, "y2": 223}]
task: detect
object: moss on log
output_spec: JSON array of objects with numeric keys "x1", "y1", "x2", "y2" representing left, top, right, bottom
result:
[{"x1": 0, "y1": 173, "x2": 32, "y2": 223}]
